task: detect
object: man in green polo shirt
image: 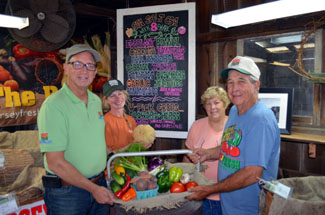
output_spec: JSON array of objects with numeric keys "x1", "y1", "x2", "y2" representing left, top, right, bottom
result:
[{"x1": 38, "y1": 44, "x2": 114, "y2": 215}]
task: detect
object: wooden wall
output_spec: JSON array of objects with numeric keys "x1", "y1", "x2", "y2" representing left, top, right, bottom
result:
[{"x1": 153, "y1": 0, "x2": 325, "y2": 177}]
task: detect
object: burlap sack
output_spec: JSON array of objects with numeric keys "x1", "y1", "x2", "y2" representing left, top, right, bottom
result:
[
  {"x1": 0, "y1": 131, "x2": 45, "y2": 205},
  {"x1": 113, "y1": 162, "x2": 215, "y2": 214},
  {"x1": 0, "y1": 130, "x2": 43, "y2": 167},
  {"x1": 259, "y1": 176, "x2": 325, "y2": 215}
]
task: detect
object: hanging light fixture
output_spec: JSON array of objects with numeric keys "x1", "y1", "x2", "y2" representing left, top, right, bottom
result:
[
  {"x1": 0, "y1": 14, "x2": 29, "y2": 29},
  {"x1": 211, "y1": 0, "x2": 325, "y2": 29}
]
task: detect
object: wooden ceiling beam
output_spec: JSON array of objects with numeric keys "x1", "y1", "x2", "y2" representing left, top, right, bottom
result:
[
  {"x1": 197, "y1": 12, "x2": 325, "y2": 44},
  {"x1": 74, "y1": 3, "x2": 116, "y2": 19}
]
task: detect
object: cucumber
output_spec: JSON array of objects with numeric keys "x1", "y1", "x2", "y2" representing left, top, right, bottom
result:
[
  {"x1": 125, "y1": 168, "x2": 138, "y2": 179},
  {"x1": 110, "y1": 180, "x2": 122, "y2": 193},
  {"x1": 111, "y1": 171, "x2": 125, "y2": 185}
]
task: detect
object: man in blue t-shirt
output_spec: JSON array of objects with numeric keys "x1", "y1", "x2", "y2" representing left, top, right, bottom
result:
[{"x1": 187, "y1": 56, "x2": 280, "y2": 215}]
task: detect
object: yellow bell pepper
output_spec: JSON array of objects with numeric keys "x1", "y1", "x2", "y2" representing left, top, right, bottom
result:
[{"x1": 114, "y1": 166, "x2": 125, "y2": 176}]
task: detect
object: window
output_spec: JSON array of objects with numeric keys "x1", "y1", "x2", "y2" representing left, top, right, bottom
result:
[{"x1": 238, "y1": 30, "x2": 323, "y2": 127}]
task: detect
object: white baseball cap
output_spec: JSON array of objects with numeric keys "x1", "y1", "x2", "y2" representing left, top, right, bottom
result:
[{"x1": 221, "y1": 56, "x2": 260, "y2": 80}]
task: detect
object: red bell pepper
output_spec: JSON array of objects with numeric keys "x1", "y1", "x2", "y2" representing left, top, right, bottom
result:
[{"x1": 13, "y1": 44, "x2": 32, "y2": 59}]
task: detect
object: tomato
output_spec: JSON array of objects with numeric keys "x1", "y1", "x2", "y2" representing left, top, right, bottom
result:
[
  {"x1": 185, "y1": 181, "x2": 198, "y2": 191},
  {"x1": 4, "y1": 80, "x2": 19, "y2": 91},
  {"x1": 170, "y1": 182, "x2": 185, "y2": 193},
  {"x1": 222, "y1": 142, "x2": 228, "y2": 152},
  {"x1": 0, "y1": 66, "x2": 10, "y2": 82},
  {"x1": 230, "y1": 147, "x2": 240, "y2": 157}
]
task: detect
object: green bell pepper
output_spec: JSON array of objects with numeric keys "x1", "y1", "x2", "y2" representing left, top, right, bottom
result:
[
  {"x1": 169, "y1": 166, "x2": 183, "y2": 183},
  {"x1": 157, "y1": 174, "x2": 172, "y2": 193},
  {"x1": 156, "y1": 169, "x2": 169, "y2": 179}
]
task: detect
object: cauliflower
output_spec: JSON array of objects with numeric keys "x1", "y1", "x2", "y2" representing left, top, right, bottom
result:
[{"x1": 133, "y1": 124, "x2": 156, "y2": 148}]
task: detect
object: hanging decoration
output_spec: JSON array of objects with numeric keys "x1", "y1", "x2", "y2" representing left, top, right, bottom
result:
[{"x1": 288, "y1": 17, "x2": 325, "y2": 83}]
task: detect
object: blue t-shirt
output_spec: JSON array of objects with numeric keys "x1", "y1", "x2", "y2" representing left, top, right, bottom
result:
[{"x1": 218, "y1": 101, "x2": 280, "y2": 215}]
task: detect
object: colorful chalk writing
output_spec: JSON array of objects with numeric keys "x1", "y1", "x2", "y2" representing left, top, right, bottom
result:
[{"x1": 123, "y1": 10, "x2": 189, "y2": 131}]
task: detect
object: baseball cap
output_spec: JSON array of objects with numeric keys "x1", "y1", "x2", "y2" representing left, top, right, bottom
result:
[
  {"x1": 102, "y1": 79, "x2": 124, "y2": 97},
  {"x1": 221, "y1": 56, "x2": 260, "y2": 80},
  {"x1": 65, "y1": 44, "x2": 101, "y2": 63}
]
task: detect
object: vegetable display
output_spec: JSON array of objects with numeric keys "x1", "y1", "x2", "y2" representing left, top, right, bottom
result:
[
  {"x1": 109, "y1": 150, "x2": 201, "y2": 202},
  {"x1": 13, "y1": 44, "x2": 32, "y2": 59}
]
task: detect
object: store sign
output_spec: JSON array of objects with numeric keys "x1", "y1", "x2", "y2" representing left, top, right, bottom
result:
[
  {"x1": 117, "y1": 3, "x2": 196, "y2": 139},
  {"x1": 0, "y1": 86, "x2": 58, "y2": 127},
  {"x1": 7, "y1": 200, "x2": 46, "y2": 215}
]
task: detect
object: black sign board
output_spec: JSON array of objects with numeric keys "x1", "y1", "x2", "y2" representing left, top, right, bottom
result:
[{"x1": 117, "y1": 3, "x2": 195, "y2": 138}]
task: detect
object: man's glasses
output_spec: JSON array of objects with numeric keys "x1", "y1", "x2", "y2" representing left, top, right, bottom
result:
[{"x1": 68, "y1": 61, "x2": 97, "y2": 71}]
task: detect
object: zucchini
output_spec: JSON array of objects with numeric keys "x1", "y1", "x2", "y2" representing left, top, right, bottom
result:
[
  {"x1": 111, "y1": 171, "x2": 125, "y2": 185},
  {"x1": 110, "y1": 180, "x2": 122, "y2": 193}
]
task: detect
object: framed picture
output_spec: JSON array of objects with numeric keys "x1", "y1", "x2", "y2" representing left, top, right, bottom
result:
[{"x1": 258, "y1": 88, "x2": 293, "y2": 134}]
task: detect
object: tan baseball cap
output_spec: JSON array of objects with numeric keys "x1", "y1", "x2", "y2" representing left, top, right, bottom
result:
[
  {"x1": 221, "y1": 56, "x2": 260, "y2": 80},
  {"x1": 65, "y1": 44, "x2": 101, "y2": 63}
]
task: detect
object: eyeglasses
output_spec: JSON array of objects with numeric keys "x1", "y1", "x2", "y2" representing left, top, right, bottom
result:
[{"x1": 68, "y1": 61, "x2": 97, "y2": 71}]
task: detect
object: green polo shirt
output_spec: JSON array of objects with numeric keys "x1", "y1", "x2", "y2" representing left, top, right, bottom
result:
[{"x1": 38, "y1": 83, "x2": 106, "y2": 178}]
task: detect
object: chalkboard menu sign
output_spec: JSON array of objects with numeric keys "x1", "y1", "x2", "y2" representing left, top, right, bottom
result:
[{"x1": 117, "y1": 3, "x2": 195, "y2": 138}]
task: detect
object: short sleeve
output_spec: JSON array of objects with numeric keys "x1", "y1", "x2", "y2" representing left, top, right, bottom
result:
[{"x1": 37, "y1": 102, "x2": 68, "y2": 152}]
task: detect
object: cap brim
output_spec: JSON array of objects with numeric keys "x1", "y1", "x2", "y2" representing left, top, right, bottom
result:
[{"x1": 220, "y1": 68, "x2": 251, "y2": 78}]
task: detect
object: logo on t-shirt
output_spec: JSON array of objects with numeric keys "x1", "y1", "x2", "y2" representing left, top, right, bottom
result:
[
  {"x1": 98, "y1": 111, "x2": 104, "y2": 119},
  {"x1": 219, "y1": 125, "x2": 242, "y2": 173},
  {"x1": 40, "y1": 133, "x2": 52, "y2": 144}
]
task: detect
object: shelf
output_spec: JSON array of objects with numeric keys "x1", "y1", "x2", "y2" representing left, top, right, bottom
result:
[{"x1": 281, "y1": 132, "x2": 325, "y2": 145}]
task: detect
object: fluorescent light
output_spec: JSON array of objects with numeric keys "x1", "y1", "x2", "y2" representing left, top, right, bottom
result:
[
  {"x1": 266, "y1": 46, "x2": 290, "y2": 53},
  {"x1": 255, "y1": 41, "x2": 269, "y2": 48},
  {"x1": 211, "y1": 0, "x2": 325, "y2": 28},
  {"x1": 294, "y1": 43, "x2": 315, "y2": 49},
  {"x1": 0, "y1": 14, "x2": 29, "y2": 30},
  {"x1": 270, "y1": 61, "x2": 291, "y2": 66},
  {"x1": 271, "y1": 35, "x2": 303, "y2": 44}
]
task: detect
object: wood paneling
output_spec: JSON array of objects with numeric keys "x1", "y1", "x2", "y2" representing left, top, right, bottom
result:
[{"x1": 279, "y1": 140, "x2": 325, "y2": 177}]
